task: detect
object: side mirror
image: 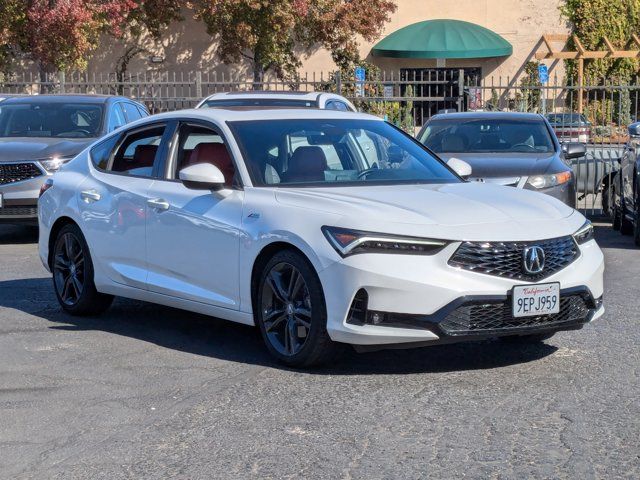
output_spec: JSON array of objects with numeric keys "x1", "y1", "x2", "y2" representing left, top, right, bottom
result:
[
  {"x1": 563, "y1": 142, "x2": 587, "y2": 159},
  {"x1": 179, "y1": 163, "x2": 225, "y2": 190},
  {"x1": 447, "y1": 157, "x2": 472, "y2": 179},
  {"x1": 629, "y1": 122, "x2": 640, "y2": 137}
]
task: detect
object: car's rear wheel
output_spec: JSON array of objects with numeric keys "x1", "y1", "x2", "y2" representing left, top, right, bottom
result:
[
  {"x1": 52, "y1": 224, "x2": 113, "y2": 316},
  {"x1": 499, "y1": 332, "x2": 556, "y2": 343},
  {"x1": 255, "y1": 250, "x2": 339, "y2": 367}
]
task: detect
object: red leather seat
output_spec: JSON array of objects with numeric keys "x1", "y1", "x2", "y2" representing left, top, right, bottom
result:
[
  {"x1": 182, "y1": 142, "x2": 235, "y2": 185},
  {"x1": 282, "y1": 146, "x2": 327, "y2": 183},
  {"x1": 113, "y1": 144, "x2": 157, "y2": 172}
]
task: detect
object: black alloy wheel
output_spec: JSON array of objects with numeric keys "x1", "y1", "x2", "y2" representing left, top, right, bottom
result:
[
  {"x1": 53, "y1": 232, "x2": 85, "y2": 306},
  {"x1": 52, "y1": 224, "x2": 113, "y2": 315},
  {"x1": 261, "y1": 261, "x2": 312, "y2": 356},
  {"x1": 256, "y1": 250, "x2": 339, "y2": 367}
]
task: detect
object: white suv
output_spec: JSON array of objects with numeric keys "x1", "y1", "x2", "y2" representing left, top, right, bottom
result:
[{"x1": 196, "y1": 91, "x2": 357, "y2": 112}]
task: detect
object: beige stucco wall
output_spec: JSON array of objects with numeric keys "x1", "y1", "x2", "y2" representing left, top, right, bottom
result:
[{"x1": 87, "y1": 0, "x2": 570, "y2": 83}]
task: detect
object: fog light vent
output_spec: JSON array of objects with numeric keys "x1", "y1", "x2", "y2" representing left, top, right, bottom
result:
[{"x1": 346, "y1": 289, "x2": 368, "y2": 325}]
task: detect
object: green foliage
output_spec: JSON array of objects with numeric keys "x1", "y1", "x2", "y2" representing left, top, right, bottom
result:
[
  {"x1": 519, "y1": 61, "x2": 543, "y2": 112},
  {"x1": 362, "y1": 86, "x2": 414, "y2": 133},
  {"x1": 584, "y1": 98, "x2": 614, "y2": 124},
  {"x1": 192, "y1": 0, "x2": 396, "y2": 84},
  {"x1": 618, "y1": 86, "x2": 632, "y2": 125},
  {"x1": 485, "y1": 89, "x2": 500, "y2": 111},
  {"x1": 561, "y1": 0, "x2": 640, "y2": 82}
]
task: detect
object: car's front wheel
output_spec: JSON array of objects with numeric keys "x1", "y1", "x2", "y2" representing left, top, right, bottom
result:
[
  {"x1": 52, "y1": 224, "x2": 113, "y2": 316},
  {"x1": 255, "y1": 250, "x2": 339, "y2": 367}
]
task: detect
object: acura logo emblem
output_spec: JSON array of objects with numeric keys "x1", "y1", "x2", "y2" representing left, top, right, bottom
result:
[{"x1": 523, "y1": 246, "x2": 545, "y2": 274}]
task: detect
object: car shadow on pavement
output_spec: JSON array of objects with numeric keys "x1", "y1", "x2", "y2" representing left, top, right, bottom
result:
[
  {"x1": 0, "y1": 225, "x2": 39, "y2": 245},
  {"x1": 593, "y1": 222, "x2": 638, "y2": 250},
  {"x1": 0, "y1": 277, "x2": 559, "y2": 375}
]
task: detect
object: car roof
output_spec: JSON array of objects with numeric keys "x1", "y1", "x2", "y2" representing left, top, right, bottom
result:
[
  {"x1": 203, "y1": 91, "x2": 321, "y2": 101},
  {"x1": 143, "y1": 108, "x2": 379, "y2": 123},
  {"x1": 0, "y1": 94, "x2": 137, "y2": 105},
  {"x1": 429, "y1": 111, "x2": 544, "y2": 122}
]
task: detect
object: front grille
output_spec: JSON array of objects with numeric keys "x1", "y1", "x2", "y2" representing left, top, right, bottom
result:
[
  {"x1": 448, "y1": 236, "x2": 579, "y2": 281},
  {"x1": 440, "y1": 294, "x2": 591, "y2": 335},
  {"x1": 0, "y1": 206, "x2": 38, "y2": 217},
  {"x1": 0, "y1": 162, "x2": 43, "y2": 185}
]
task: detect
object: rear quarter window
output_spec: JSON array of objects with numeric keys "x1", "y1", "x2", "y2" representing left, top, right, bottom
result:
[{"x1": 90, "y1": 134, "x2": 120, "y2": 171}]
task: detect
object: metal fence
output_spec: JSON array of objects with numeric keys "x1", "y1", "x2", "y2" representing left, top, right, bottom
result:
[{"x1": 1, "y1": 69, "x2": 636, "y2": 217}]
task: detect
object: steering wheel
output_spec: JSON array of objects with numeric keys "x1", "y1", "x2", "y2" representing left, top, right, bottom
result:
[
  {"x1": 511, "y1": 143, "x2": 537, "y2": 152},
  {"x1": 56, "y1": 129, "x2": 92, "y2": 137},
  {"x1": 357, "y1": 168, "x2": 379, "y2": 180}
]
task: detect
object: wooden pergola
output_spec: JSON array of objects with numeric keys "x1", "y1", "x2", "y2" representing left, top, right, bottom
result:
[{"x1": 535, "y1": 34, "x2": 640, "y2": 113}]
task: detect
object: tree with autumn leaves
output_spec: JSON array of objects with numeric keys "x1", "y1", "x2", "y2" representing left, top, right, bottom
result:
[
  {"x1": 0, "y1": 0, "x2": 181, "y2": 77},
  {"x1": 0, "y1": 0, "x2": 396, "y2": 84},
  {"x1": 192, "y1": 0, "x2": 396, "y2": 83}
]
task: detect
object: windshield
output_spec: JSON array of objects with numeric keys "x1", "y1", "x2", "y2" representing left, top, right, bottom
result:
[
  {"x1": 420, "y1": 118, "x2": 556, "y2": 154},
  {"x1": 229, "y1": 119, "x2": 459, "y2": 187},
  {"x1": 0, "y1": 102, "x2": 104, "y2": 138},
  {"x1": 202, "y1": 99, "x2": 316, "y2": 109}
]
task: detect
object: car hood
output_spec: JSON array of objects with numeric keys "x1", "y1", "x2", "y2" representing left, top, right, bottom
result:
[
  {"x1": 274, "y1": 182, "x2": 581, "y2": 241},
  {"x1": 437, "y1": 152, "x2": 559, "y2": 178},
  {"x1": 0, "y1": 137, "x2": 93, "y2": 162}
]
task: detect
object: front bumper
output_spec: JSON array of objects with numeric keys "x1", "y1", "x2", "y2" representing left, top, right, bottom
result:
[
  {"x1": 0, "y1": 167, "x2": 47, "y2": 224},
  {"x1": 319, "y1": 239, "x2": 604, "y2": 347}
]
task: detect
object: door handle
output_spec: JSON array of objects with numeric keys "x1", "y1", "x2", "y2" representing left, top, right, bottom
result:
[
  {"x1": 147, "y1": 198, "x2": 170, "y2": 211},
  {"x1": 80, "y1": 190, "x2": 101, "y2": 202}
]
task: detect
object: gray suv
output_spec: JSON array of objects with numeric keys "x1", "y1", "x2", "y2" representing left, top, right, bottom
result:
[{"x1": 0, "y1": 95, "x2": 148, "y2": 225}]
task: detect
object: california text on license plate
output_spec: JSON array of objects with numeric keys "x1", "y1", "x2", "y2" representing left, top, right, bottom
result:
[{"x1": 512, "y1": 283, "x2": 560, "y2": 318}]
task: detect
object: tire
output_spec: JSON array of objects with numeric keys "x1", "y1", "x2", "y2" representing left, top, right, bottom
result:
[
  {"x1": 601, "y1": 184, "x2": 611, "y2": 217},
  {"x1": 634, "y1": 189, "x2": 640, "y2": 247},
  {"x1": 612, "y1": 205, "x2": 622, "y2": 231},
  {"x1": 499, "y1": 332, "x2": 556, "y2": 343},
  {"x1": 620, "y1": 198, "x2": 634, "y2": 235},
  {"x1": 254, "y1": 249, "x2": 340, "y2": 368},
  {"x1": 52, "y1": 223, "x2": 114, "y2": 316}
]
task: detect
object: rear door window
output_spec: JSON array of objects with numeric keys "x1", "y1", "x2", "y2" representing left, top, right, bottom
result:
[
  {"x1": 122, "y1": 103, "x2": 143, "y2": 122},
  {"x1": 110, "y1": 126, "x2": 166, "y2": 177}
]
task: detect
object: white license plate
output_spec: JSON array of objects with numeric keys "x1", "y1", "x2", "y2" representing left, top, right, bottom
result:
[{"x1": 512, "y1": 283, "x2": 560, "y2": 318}]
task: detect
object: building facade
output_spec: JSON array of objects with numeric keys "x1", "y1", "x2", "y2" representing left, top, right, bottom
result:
[{"x1": 89, "y1": 0, "x2": 569, "y2": 83}]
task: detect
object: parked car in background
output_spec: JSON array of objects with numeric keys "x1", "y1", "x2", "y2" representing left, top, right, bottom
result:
[
  {"x1": 417, "y1": 112, "x2": 585, "y2": 207},
  {"x1": 196, "y1": 91, "x2": 357, "y2": 112},
  {"x1": 38, "y1": 108, "x2": 604, "y2": 367},
  {"x1": 546, "y1": 113, "x2": 592, "y2": 144},
  {"x1": 612, "y1": 121, "x2": 640, "y2": 245},
  {"x1": 0, "y1": 95, "x2": 148, "y2": 225}
]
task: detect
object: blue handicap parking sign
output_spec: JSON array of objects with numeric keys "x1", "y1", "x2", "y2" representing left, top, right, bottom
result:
[{"x1": 538, "y1": 64, "x2": 549, "y2": 84}]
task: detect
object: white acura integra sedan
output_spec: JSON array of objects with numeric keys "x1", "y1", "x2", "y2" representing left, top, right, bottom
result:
[{"x1": 38, "y1": 109, "x2": 604, "y2": 367}]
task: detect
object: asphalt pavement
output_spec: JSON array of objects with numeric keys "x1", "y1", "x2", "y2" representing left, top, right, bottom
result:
[{"x1": 0, "y1": 222, "x2": 638, "y2": 479}]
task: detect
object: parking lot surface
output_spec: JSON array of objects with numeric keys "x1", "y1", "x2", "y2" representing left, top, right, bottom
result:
[{"x1": 0, "y1": 223, "x2": 638, "y2": 479}]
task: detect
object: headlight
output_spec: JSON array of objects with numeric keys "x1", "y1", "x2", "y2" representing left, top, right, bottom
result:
[
  {"x1": 526, "y1": 171, "x2": 572, "y2": 189},
  {"x1": 322, "y1": 226, "x2": 448, "y2": 257},
  {"x1": 40, "y1": 156, "x2": 74, "y2": 172},
  {"x1": 573, "y1": 221, "x2": 594, "y2": 245}
]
